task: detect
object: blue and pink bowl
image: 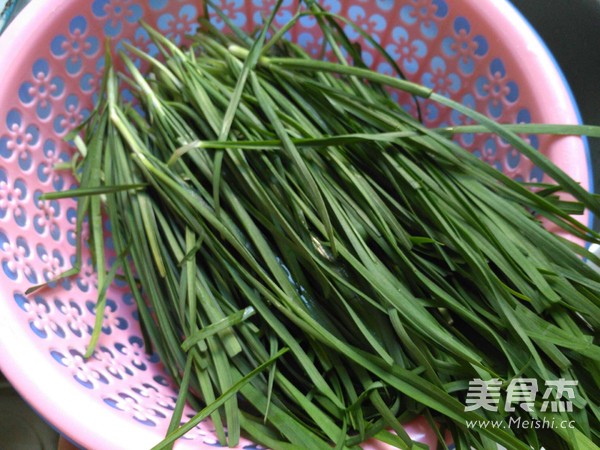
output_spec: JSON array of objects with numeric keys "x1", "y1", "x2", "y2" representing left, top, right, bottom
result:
[{"x1": 0, "y1": 0, "x2": 590, "y2": 448}]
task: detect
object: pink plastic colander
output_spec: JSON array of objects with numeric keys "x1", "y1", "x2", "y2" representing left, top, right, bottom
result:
[{"x1": 0, "y1": 1, "x2": 590, "y2": 449}]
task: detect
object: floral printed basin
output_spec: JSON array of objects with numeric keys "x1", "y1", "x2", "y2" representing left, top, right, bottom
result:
[{"x1": 0, "y1": 0, "x2": 589, "y2": 449}]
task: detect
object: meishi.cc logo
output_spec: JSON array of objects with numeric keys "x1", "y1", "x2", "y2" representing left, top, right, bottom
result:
[{"x1": 464, "y1": 378, "x2": 578, "y2": 413}]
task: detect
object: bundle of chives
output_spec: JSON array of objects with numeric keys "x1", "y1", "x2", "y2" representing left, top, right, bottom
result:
[{"x1": 36, "y1": 1, "x2": 600, "y2": 449}]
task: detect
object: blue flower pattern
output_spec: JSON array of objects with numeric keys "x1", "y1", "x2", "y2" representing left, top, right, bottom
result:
[
  {"x1": 384, "y1": 25, "x2": 427, "y2": 74},
  {"x1": 400, "y1": 0, "x2": 448, "y2": 39},
  {"x1": 36, "y1": 243, "x2": 66, "y2": 282},
  {"x1": 0, "y1": 109, "x2": 37, "y2": 171},
  {"x1": 55, "y1": 299, "x2": 92, "y2": 338},
  {"x1": 208, "y1": 0, "x2": 246, "y2": 31},
  {"x1": 442, "y1": 16, "x2": 488, "y2": 75},
  {"x1": 85, "y1": 298, "x2": 128, "y2": 335},
  {"x1": 157, "y1": 4, "x2": 200, "y2": 45},
  {"x1": 36, "y1": 139, "x2": 70, "y2": 192},
  {"x1": 421, "y1": 55, "x2": 461, "y2": 97},
  {"x1": 476, "y1": 58, "x2": 519, "y2": 118},
  {"x1": 91, "y1": 0, "x2": 143, "y2": 37},
  {"x1": 14, "y1": 293, "x2": 66, "y2": 339},
  {"x1": 473, "y1": 137, "x2": 503, "y2": 173},
  {"x1": 53, "y1": 94, "x2": 87, "y2": 136},
  {"x1": 18, "y1": 59, "x2": 65, "y2": 120},
  {"x1": 344, "y1": 5, "x2": 387, "y2": 46},
  {"x1": 50, "y1": 16, "x2": 100, "y2": 75},
  {"x1": 0, "y1": 168, "x2": 28, "y2": 228},
  {"x1": 51, "y1": 348, "x2": 109, "y2": 389},
  {"x1": 103, "y1": 390, "x2": 166, "y2": 426},
  {"x1": 33, "y1": 191, "x2": 61, "y2": 241},
  {"x1": 0, "y1": 231, "x2": 37, "y2": 283}
]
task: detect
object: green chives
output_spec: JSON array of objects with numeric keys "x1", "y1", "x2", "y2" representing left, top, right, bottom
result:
[{"x1": 38, "y1": 2, "x2": 600, "y2": 449}]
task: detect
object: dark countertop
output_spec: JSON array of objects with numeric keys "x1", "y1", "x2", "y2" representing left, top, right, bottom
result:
[
  {"x1": 511, "y1": 0, "x2": 600, "y2": 231},
  {"x1": 0, "y1": 372, "x2": 59, "y2": 449}
]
